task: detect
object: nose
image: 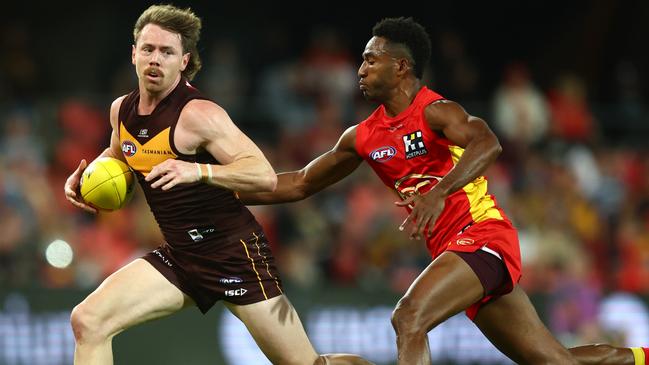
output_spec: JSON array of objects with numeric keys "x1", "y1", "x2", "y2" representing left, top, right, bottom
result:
[
  {"x1": 149, "y1": 50, "x2": 161, "y2": 66},
  {"x1": 358, "y1": 61, "x2": 367, "y2": 78}
]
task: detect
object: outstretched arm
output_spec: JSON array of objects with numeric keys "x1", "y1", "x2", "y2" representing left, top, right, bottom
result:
[
  {"x1": 398, "y1": 100, "x2": 501, "y2": 239},
  {"x1": 240, "y1": 125, "x2": 363, "y2": 205}
]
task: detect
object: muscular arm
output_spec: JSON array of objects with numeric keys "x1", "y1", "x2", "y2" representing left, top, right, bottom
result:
[
  {"x1": 239, "y1": 125, "x2": 363, "y2": 205},
  {"x1": 147, "y1": 99, "x2": 276, "y2": 192},
  {"x1": 425, "y1": 100, "x2": 501, "y2": 197},
  {"x1": 398, "y1": 100, "x2": 502, "y2": 239}
]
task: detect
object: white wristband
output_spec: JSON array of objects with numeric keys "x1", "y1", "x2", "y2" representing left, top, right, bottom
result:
[
  {"x1": 206, "y1": 164, "x2": 213, "y2": 181},
  {"x1": 195, "y1": 162, "x2": 202, "y2": 181}
]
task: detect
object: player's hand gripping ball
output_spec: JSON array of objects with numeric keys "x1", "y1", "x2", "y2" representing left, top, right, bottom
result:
[{"x1": 80, "y1": 157, "x2": 135, "y2": 211}]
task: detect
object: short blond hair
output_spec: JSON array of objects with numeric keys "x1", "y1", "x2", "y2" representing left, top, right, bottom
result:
[{"x1": 133, "y1": 4, "x2": 202, "y2": 81}]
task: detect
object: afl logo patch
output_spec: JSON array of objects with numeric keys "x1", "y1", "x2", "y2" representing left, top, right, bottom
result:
[
  {"x1": 370, "y1": 146, "x2": 397, "y2": 162},
  {"x1": 121, "y1": 140, "x2": 137, "y2": 157}
]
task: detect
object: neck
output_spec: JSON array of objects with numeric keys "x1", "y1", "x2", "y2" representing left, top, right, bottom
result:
[
  {"x1": 383, "y1": 78, "x2": 422, "y2": 117},
  {"x1": 138, "y1": 75, "x2": 182, "y2": 115}
]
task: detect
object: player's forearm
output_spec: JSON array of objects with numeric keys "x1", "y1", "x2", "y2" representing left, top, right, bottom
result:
[
  {"x1": 200, "y1": 156, "x2": 277, "y2": 193},
  {"x1": 435, "y1": 135, "x2": 501, "y2": 197},
  {"x1": 238, "y1": 172, "x2": 308, "y2": 205}
]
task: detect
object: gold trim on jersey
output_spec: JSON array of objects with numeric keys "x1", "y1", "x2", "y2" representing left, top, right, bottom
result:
[
  {"x1": 448, "y1": 145, "x2": 502, "y2": 222},
  {"x1": 119, "y1": 123, "x2": 177, "y2": 176},
  {"x1": 239, "y1": 238, "x2": 268, "y2": 300}
]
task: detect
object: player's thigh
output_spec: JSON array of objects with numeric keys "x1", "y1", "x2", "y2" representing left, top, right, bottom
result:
[
  {"x1": 74, "y1": 258, "x2": 194, "y2": 336},
  {"x1": 394, "y1": 251, "x2": 484, "y2": 329},
  {"x1": 225, "y1": 295, "x2": 318, "y2": 365},
  {"x1": 473, "y1": 285, "x2": 578, "y2": 365}
]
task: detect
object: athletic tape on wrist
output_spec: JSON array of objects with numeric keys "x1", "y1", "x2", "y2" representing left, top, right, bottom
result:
[{"x1": 195, "y1": 162, "x2": 202, "y2": 180}]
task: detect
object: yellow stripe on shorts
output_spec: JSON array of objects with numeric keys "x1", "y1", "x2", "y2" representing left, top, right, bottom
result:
[{"x1": 240, "y1": 239, "x2": 268, "y2": 300}]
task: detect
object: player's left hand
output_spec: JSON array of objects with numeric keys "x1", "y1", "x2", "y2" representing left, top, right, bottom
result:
[
  {"x1": 146, "y1": 159, "x2": 200, "y2": 190},
  {"x1": 395, "y1": 189, "x2": 446, "y2": 240}
]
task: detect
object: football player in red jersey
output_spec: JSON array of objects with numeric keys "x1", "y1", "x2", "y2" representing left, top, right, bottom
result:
[{"x1": 241, "y1": 17, "x2": 647, "y2": 365}]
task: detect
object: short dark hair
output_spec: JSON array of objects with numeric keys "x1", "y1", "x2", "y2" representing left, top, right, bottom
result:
[{"x1": 372, "y1": 17, "x2": 431, "y2": 79}]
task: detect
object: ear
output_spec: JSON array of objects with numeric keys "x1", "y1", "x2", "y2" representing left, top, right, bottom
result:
[
  {"x1": 396, "y1": 58, "x2": 411, "y2": 77},
  {"x1": 131, "y1": 44, "x2": 136, "y2": 65},
  {"x1": 180, "y1": 53, "x2": 190, "y2": 72}
]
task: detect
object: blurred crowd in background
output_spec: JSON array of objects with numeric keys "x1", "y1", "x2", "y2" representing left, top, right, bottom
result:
[{"x1": 2, "y1": 1, "x2": 649, "y2": 351}]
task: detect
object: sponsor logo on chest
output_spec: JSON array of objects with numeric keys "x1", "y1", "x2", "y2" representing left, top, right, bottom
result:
[{"x1": 402, "y1": 130, "x2": 428, "y2": 159}]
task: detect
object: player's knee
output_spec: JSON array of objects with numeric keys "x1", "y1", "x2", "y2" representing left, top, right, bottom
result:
[
  {"x1": 70, "y1": 301, "x2": 109, "y2": 344},
  {"x1": 391, "y1": 296, "x2": 427, "y2": 335},
  {"x1": 316, "y1": 354, "x2": 374, "y2": 365},
  {"x1": 313, "y1": 355, "x2": 329, "y2": 365}
]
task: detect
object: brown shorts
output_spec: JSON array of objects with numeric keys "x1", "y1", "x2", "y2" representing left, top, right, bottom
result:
[
  {"x1": 455, "y1": 249, "x2": 512, "y2": 319},
  {"x1": 142, "y1": 230, "x2": 284, "y2": 313}
]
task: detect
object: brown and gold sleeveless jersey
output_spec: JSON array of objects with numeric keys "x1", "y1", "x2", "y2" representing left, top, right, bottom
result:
[{"x1": 118, "y1": 79, "x2": 261, "y2": 247}]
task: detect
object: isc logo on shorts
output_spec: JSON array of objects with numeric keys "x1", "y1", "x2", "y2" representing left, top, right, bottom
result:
[{"x1": 225, "y1": 288, "x2": 248, "y2": 297}]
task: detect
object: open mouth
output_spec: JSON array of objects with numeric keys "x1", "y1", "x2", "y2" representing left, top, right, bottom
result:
[{"x1": 145, "y1": 69, "x2": 163, "y2": 81}]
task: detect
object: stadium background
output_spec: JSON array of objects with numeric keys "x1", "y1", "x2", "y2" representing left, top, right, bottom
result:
[{"x1": 2, "y1": 1, "x2": 649, "y2": 364}]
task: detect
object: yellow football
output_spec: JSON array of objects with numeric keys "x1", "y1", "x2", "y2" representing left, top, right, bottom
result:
[{"x1": 80, "y1": 157, "x2": 135, "y2": 211}]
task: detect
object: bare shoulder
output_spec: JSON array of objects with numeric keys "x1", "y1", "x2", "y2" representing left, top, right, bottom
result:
[
  {"x1": 424, "y1": 99, "x2": 469, "y2": 129},
  {"x1": 342, "y1": 124, "x2": 358, "y2": 139},
  {"x1": 179, "y1": 99, "x2": 229, "y2": 133},
  {"x1": 336, "y1": 124, "x2": 360, "y2": 152},
  {"x1": 109, "y1": 95, "x2": 128, "y2": 128}
]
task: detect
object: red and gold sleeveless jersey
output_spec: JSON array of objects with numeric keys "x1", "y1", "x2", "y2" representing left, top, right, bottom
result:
[
  {"x1": 355, "y1": 87, "x2": 512, "y2": 258},
  {"x1": 118, "y1": 79, "x2": 261, "y2": 247}
]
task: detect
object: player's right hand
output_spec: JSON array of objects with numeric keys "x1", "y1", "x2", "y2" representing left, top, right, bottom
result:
[{"x1": 64, "y1": 159, "x2": 98, "y2": 214}]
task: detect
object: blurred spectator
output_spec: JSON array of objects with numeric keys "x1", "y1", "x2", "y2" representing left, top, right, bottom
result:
[
  {"x1": 492, "y1": 62, "x2": 550, "y2": 147},
  {"x1": 547, "y1": 73, "x2": 597, "y2": 143}
]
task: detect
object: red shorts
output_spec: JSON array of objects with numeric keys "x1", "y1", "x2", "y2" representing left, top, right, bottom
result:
[{"x1": 430, "y1": 219, "x2": 522, "y2": 320}]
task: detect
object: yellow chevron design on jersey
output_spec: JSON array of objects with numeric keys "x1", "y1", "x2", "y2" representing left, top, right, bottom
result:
[
  {"x1": 448, "y1": 145, "x2": 502, "y2": 222},
  {"x1": 120, "y1": 123, "x2": 177, "y2": 176}
]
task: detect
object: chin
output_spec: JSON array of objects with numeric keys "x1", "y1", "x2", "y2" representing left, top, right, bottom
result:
[
  {"x1": 143, "y1": 82, "x2": 164, "y2": 94},
  {"x1": 361, "y1": 90, "x2": 376, "y2": 101}
]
